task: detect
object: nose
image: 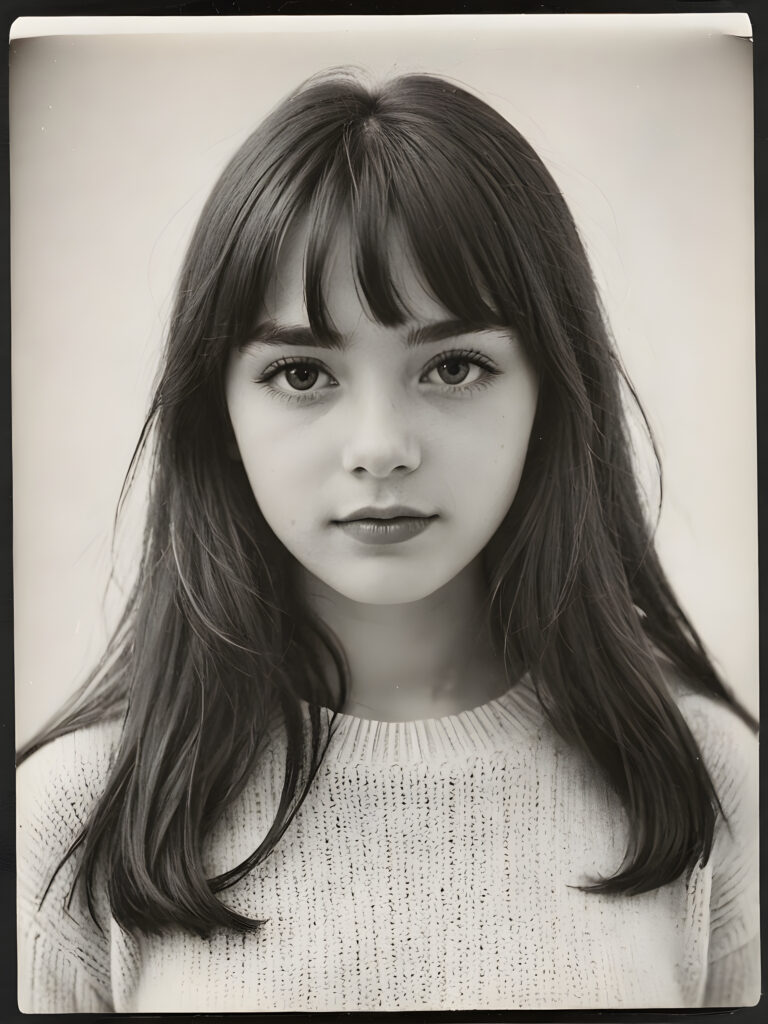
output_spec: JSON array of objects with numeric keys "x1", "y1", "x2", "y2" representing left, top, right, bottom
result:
[{"x1": 341, "y1": 391, "x2": 421, "y2": 479}]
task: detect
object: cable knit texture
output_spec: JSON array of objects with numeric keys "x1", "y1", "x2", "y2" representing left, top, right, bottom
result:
[{"x1": 17, "y1": 678, "x2": 759, "y2": 1012}]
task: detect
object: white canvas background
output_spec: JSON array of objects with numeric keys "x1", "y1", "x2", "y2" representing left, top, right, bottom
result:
[{"x1": 11, "y1": 14, "x2": 757, "y2": 745}]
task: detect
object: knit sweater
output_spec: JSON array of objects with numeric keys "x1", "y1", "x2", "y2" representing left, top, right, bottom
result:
[{"x1": 17, "y1": 678, "x2": 760, "y2": 1013}]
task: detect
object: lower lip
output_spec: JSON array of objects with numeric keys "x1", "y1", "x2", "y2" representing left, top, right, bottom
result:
[{"x1": 334, "y1": 516, "x2": 437, "y2": 545}]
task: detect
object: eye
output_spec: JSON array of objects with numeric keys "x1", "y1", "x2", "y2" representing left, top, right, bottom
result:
[
  {"x1": 258, "y1": 358, "x2": 337, "y2": 395},
  {"x1": 428, "y1": 358, "x2": 475, "y2": 386},
  {"x1": 421, "y1": 350, "x2": 497, "y2": 389},
  {"x1": 284, "y1": 365, "x2": 320, "y2": 391}
]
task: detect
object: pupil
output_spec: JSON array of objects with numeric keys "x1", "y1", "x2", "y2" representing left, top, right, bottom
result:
[
  {"x1": 287, "y1": 366, "x2": 318, "y2": 391},
  {"x1": 439, "y1": 359, "x2": 469, "y2": 384}
]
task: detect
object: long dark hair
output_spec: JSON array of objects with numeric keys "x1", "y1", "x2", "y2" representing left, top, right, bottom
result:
[{"x1": 19, "y1": 70, "x2": 755, "y2": 936}]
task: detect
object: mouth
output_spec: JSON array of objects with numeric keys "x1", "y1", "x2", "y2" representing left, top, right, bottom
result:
[
  {"x1": 335, "y1": 505, "x2": 435, "y2": 523},
  {"x1": 332, "y1": 507, "x2": 438, "y2": 546}
]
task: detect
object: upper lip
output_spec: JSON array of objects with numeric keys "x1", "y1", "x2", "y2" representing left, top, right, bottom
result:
[{"x1": 335, "y1": 506, "x2": 436, "y2": 522}]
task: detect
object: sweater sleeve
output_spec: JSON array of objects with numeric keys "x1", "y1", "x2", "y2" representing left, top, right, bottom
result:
[
  {"x1": 17, "y1": 722, "x2": 121, "y2": 1013},
  {"x1": 703, "y1": 935, "x2": 760, "y2": 1008},
  {"x1": 678, "y1": 692, "x2": 760, "y2": 1007}
]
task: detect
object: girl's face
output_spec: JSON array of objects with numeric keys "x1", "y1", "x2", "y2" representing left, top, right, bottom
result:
[{"x1": 225, "y1": 226, "x2": 539, "y2": 605}]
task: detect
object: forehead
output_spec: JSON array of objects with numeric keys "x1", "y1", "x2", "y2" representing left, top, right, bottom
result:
[{"x1": 262, "y1": 220, "x2": 450, "y2": 332}]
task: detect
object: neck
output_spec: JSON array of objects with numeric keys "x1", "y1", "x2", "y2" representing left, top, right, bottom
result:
[{"x1": 303, "y1": 558, "x2": 510, "y2": 722}]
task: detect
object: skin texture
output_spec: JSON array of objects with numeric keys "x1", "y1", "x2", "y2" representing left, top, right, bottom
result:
[{"x1": 225, "y1": 226, "x2": 539, "y2": 719}]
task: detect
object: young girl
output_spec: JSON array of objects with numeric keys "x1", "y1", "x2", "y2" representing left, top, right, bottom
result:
[{"x1": 17, "y1": 70, "x2": 759, "y2": 1013}]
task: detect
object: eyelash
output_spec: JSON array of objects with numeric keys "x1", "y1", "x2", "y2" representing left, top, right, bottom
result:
[
  {"x1": 254, "y1": 357, "x2": 337, "y2": 405},
  {"x1": 254, "y1": 349, "x2": 500, "y2": 404},
  {"x1": 420, "y1": 349, "x2": 500, "y2": 390}
]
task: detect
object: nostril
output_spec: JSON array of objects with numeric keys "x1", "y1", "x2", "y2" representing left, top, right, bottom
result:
[
  {"x1": 343, "y1": 428, "x2": 421, "y2": 478},
  {"x1": 353, "y1": 463, "x2": 410, "y2": 475}
]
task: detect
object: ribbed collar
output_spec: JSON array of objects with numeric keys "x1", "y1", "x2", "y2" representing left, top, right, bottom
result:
[{"x1": 323, "y1": 674, "x2": 544, "y2": 765}]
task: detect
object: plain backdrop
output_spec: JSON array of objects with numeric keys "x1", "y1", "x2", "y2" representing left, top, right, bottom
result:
[{"x1": 11, "y1": 14, "x2": 757, "y2": 745}]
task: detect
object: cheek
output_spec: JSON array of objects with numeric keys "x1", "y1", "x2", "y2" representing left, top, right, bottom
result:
[
  {"x1": 239, "y1": 439, "x2": 311, "y2": 514},
  {"x1": 230, "y1": 411, "x2": 331, "y2": 530},
  {"x1": 443, "y1": 392, "x2": 536, "y2": 509},
  {"x1": 454, "y1": 437, "x2": 529, "y2": 527}
]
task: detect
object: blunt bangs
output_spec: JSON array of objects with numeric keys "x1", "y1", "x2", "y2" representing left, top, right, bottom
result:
[{"x1": 203, "y1": 73, "x2": 574, "y2": 358}]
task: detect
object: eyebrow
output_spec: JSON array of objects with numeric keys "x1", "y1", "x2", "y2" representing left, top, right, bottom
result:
[{"x1": 241, "y1": 318, "x2": 503, "y2": 352}]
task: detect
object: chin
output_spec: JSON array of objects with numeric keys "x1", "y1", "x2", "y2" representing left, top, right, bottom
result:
[{"x1": 317, "y1": 563, "x2": 460, "y2": 606}]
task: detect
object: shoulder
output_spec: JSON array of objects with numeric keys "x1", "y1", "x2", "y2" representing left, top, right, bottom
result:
[
  {"x1": 665, "y1": 678, "x2": 758, "y2": 889},
  {"x1": 663, "y1": 676, "x2": 759, "y2": 958},
  {"x1": 17, "y1": 718, "x2": 123, "y2": 887},
  {"x1": 652, "y1": 647, "x2": 757, "y2": 789},
  {"x1": 673, "y1": 688, "x2": 759, "y2": 979},
  {"x1": 17, "y1": 716, "x2": 123, "y2": 805},
  {"x1": 17, "y1": 721, "x2": 122, "y2": 1012},
  {"x1": 669, "y1": 682, "x2": 757, "y2": 804}
]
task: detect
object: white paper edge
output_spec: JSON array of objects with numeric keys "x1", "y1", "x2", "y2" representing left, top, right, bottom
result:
[{"x1": 9, "y1": 13, "x2": 754, "y2": 43}]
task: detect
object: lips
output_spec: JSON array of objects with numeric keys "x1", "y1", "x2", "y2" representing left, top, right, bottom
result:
[
  {"x1": 332, "y1": 507, "x2": 438, "y2": 546},
  {"x1": 335, "y1": 505, "x2": 433, "y2": 523}
]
